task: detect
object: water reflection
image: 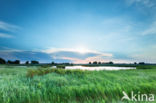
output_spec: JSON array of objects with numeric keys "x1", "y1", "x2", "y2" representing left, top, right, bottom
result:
[{"x1": 65, "y1": 66, "x2": 136, "y2": 71}]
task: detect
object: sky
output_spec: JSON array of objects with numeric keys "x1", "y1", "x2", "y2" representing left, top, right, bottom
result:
[{"x1": 0, "y1": 0, "x2": 156, "y2": 63}]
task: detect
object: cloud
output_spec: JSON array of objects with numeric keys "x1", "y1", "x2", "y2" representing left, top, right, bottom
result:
[
  {"x1": 125, "y1": 0, "x2": 156, "y2": 8},
  {"x1": 60, "y1": 56, "x2": 134, "y2": 64},
  {"x1": 61, "y1": 55, "x2": 108, "y2": 64},
  {"x1": 41, "y1": 48, "x2": 115, "y2": 63},
  {"x1": 142, "y1": 21, "x2": 156, "y2": 35},
  {"x1": 125, "y1": 0, "x2": 156, "y2": 15},
  {"x1": 131, "y1": 54, "x2": 156, "y2": 63},
  {"x1": 42, "y1": 48, "x2": 113, "y2": 57},
  {"x1": 0, "y1": 33, "x2": 14, "y2": 38},
  {"x1": 0, "y1": 47, "x2": 143, "y2": 63},
  {"x1": 0, "y1": 21, "x2": 20, "y2": 38},
  {"x1": 130, "y1": 44, "x2": 156, "y2": 63},
  {"x1": 0, "y1": 47, "x2": 22, "y2": 52},
  {"x1": 0, "y1": 21, "x2": 20, "y2": 32},
  {"x1": 41, "y1": 48, "x2": 135, "y2": 64}
]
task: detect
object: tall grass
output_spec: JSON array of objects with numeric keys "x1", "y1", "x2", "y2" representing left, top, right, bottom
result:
[
  {"x1": 0, "y1": 65, "x2": 156, "y2": 103},
  {"x1": 26, "y1": 68, "x2": 89, "y2": 78},
  {"x1": 136, "y1": 65, "x2": 156, "y2": 69}
]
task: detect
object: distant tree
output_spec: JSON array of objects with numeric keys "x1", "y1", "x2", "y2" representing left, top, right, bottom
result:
[
  {"x1": 14, "y1": 60, "x2": 20, "y2": 64},
  {"x1": 108, "y1": 61, "x2": 113, "y2": 64},
  {"x1": 0, "y1": 58, "x2": 6, "y2": 64},
  {"x1": 25, "y1": 61, "x2": 29, "y2": 65},
  {"x1": 139, "y1": 62, "x2": 145, "y2": 65},
  {"x1": 70, "y1": 63, "x2": 74, "y2": 66},
  {"x1": 89, "y1": 62, "x2": 92, "y2": 64},
  {"x1": 98, "y1": 62, "x2": 101, "y2": 64},
  {"x1": 31, "y1": 60, "x2": 39, "y2": 64},
  {"x1": 7, "y1": 60, "x2": 13, "y2": 64},
  {"x1": 93, "y1": 61, "x2": 97, "y2": 64},
  {"x1": 51, "y1": 61, "x2": 55, "y2": 65},
  {"x1": 7, "y1": 60, "x2": 20, "y2": 64},
  {"x1": 56, "y1": 65, "x2": 65, "y2": 69},
  {"x1": 134, "y1": 62, "x2": 137, "y2": 65},
  {"x1": 63, "y1": 63, "x2": 70, "y2": 65}
]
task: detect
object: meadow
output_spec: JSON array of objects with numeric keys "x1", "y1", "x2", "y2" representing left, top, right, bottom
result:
[{"x1": 0, "y1": 65, "x2": 156, "y2": 103}]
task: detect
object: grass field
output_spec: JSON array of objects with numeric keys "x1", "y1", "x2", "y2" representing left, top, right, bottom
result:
[{"x1": 0, "y1": 65, "x2": 156, "y2": 103}]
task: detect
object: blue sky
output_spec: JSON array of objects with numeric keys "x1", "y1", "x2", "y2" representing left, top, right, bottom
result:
[{"x1": 0, "y1": 0, "x2": 156, "y2": 63}]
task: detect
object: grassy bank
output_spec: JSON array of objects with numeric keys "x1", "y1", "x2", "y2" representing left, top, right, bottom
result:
[{"x1": 0, "y1": 65, "x2": 156, "y2": 103}]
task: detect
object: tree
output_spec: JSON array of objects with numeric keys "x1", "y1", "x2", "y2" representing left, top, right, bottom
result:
[
  {"x1": 89, "y1": 62, "x2": 91, "y2": 64},
  {"x1": 31, "y1": 60, "x2": 39, "y2": 64},
  {"x1": 14, "y1": 60, "x2": 20, "y2": 64},
  {"x1": 139, "y1": 62, "x2": 145, "y2": 65},
  {"x1": 7, "y1": 60, "x2": 13, "y2": 64},
  {"x1": 51, "y1": 61, "x2": 55, "y2": 65},
  {"x1": 0, "y1": 58, "x2": 6, "y2": 64},
  {"x1": 108, "y1": 61, "x2": 113, "y2": 64},
  {"x1": 98, "y1": 62, "x2": 101, "y2": 64},
  {"x1": 25, "y1": 61, "x2": 29, "y2": 64},
  {"x1": 93, "y1": 61, "x2": 97, "y2": 64},
  {"x1": 7, "y1": 60, "x2": 20, "y2": 64},
  {"x1": 134, "y1": 62, "x2": 137, "y2": 65}
]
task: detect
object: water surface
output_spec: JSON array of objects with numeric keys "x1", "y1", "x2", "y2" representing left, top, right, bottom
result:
[{"x1": 65, "y1": 66, "x2": 136, "y2": 71}]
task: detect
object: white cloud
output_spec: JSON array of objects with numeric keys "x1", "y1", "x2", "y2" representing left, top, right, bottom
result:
[
  {"x1": 142, "y1": 21, "x2": 156, "y2": 35},
  {"x1": 0, "y1": 33, "x2": 14, "y2": 38},
  {"x1": 42, "y1": 48, "x2": 113, "y2": 57},
  {"x1": 60, "y1": 56, "x2": 134, "y2": 64},
  {"x1": 0, "y1": 47, "x2": 23, "y2": 52},
  {"x1": 0, "y1": 21, "x2": 20, "y2": 32},
  {"x1": 125, "y1": 0, "x2": 156, "y2": 8},
  {"x1": 60, "y1": 56, "x2": 106, "y2": 64},
  {"x1": 41, "y1": 48, "x2": 135, "y2": 64},
  {"x1": 130, "y1": 44, "x2": 156, "y2": 63}
]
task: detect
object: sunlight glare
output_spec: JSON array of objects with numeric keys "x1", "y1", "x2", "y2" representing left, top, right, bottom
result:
[{"x1": 76, "y1": 47, "x2": 89, "y2": 54}]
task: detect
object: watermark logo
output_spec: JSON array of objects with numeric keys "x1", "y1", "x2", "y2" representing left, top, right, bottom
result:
[{"x1": 121, "y1": 91, "x2": 155, "y2": 102}]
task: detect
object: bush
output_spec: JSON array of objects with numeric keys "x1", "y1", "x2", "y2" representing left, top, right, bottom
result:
[{"x1": 56, "y1": 65, "x2": 65, "y2": 69}]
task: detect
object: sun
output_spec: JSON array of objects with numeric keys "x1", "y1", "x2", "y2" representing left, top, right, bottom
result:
[{"x1": 76, "y1": 47, "x2": 89, "y2": 54}]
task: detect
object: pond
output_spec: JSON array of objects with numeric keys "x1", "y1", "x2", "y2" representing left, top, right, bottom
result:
[{"x1": 65, "y1": 66, "x2": 136, "y2": 71}]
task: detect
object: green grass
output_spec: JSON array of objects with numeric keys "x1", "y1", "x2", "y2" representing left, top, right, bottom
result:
[
  {"x1": 26, "y1": 68, "x2": 90, "y2": 78},
  {"x1": 136, "y1": 65, "x2": 156, "y2": 69},
  {"x1": 0, "y1": 65, "x2": 156, "y2": 103}
]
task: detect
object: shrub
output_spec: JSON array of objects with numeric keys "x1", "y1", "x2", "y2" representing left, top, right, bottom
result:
[
  {"x1": 26, "y1": 69, "x2": 36, "y2": 78},
  {"x1": 56, "y1": 65, "x2": 65, "y2": 69}
]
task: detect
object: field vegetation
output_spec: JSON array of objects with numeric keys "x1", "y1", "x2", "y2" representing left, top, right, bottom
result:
[{"x1": 0, "y1": 65, "x2": 155, "y2": 103}]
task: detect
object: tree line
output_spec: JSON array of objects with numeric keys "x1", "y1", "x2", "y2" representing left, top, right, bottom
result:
[
  {"x1": 0, "y1": 57, "x2": 145, "y2": 65},
  {"x1": 89, "y1": 61, "x2": 145, "y2": 65},
  {"x1": 0, "y1": 57, "x2": 39, "y2": 64},
  {"x1": 89, "y1": 61, "x2": 114, "y2": 64}
]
